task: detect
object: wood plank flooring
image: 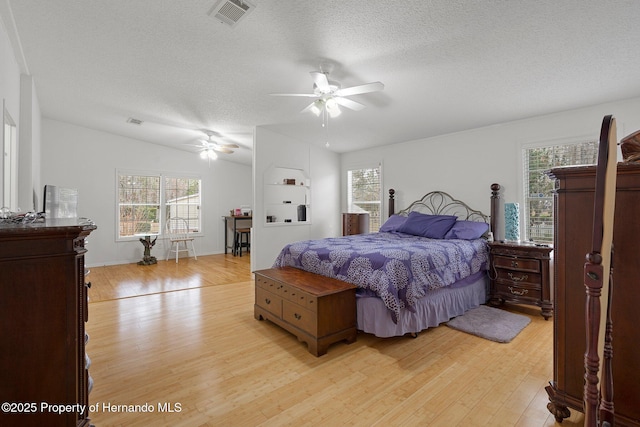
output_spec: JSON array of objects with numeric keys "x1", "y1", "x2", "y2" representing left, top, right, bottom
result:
[{"x1": 86, "y1": 254, "x2": 584, "y2": 426}]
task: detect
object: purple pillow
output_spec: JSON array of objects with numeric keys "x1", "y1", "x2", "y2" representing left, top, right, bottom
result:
[
  {"x1": 396, "y1": 212, "x2": 457, "y2": 239},
  {"x1": 379, "y1": 214, "x2": 408, "y2": 232},
  {"x1": 444, "y1": 220, "x2": 489, "y2": 240}
]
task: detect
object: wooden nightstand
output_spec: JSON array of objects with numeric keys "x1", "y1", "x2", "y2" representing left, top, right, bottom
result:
[{"x1": 488, "y1": 241, "x2": 553, "y2": 320}]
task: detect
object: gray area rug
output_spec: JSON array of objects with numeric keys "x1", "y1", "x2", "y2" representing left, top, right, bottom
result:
[{"x1": 446, "y1": 305, "x2": 531, "y2": 343}]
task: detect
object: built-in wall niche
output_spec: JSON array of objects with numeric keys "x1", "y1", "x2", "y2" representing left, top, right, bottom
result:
[{"x1": 264, "y1": 165, "x2": 310, "y2": 226}]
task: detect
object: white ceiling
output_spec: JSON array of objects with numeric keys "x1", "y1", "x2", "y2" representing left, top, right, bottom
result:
[{"x1": 3, "y1": 1, "x2": 640, "y2": 166}]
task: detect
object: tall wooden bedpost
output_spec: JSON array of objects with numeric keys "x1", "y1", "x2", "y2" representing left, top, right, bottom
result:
[
  {"x1": 388, "y1": 189, "x2": 395, "y2": 217},
  {"x1": 490, "y1": 183, "x2": 501, "y2": 237}
]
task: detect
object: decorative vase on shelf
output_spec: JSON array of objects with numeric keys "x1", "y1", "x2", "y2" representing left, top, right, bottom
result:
[{"x1": 504, "y1": 202, "x2": 520, "y2": 241}]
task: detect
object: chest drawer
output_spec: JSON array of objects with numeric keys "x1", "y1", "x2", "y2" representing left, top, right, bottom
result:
[
  {"x1": 283, "y1": 300, "x2": 317, "y2": 335},
  {"x1": 256, "y1": 275, "x2": 280, "y2": 293},
  {"x1": 492, "y1": 255, "x2": 540, "y2": 273},
  {"x1": 280, "y1": 283, "x2": 317, "y2": 312},
  {"x1": 255, "y1": 287, "x2": 282, "y2": 317}
]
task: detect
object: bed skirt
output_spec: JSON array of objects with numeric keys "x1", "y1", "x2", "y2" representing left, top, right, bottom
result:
[{"x1": 356, "y1": 273, "x2": 488, "y2": 338}]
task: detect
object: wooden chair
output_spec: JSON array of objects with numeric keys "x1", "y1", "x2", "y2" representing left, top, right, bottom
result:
[
  {"x1": 583, "y1": 115, "x2": 617, "y2": 427},
  {"x1": 165, "y1": 217, "x2": 197, "y2": 263}
]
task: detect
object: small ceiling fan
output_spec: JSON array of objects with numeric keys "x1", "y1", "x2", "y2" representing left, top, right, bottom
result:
[
  {"x1": 270, "y1": 69, "x2": 384, "y2": 118},
  {"x1": 186, "y1": 130, "x2": 240, "y2": 160}
]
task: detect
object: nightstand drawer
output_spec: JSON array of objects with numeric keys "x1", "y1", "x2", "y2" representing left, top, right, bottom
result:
[
  {"x1": 493, "y1": 255, "x2": 540, "y2": 273},
  {"x1": 495, "y1": 282, "x2": 542, "y2": 301},
  {"x1": 255, "y1": 287, "x2": 282, "y2": 317},
  {"x1": 283, "y1": 301, "x2": 317, "y2": 335},
  {"x1": 495, "y1": 269, "x2": 541, "y2": 288}
]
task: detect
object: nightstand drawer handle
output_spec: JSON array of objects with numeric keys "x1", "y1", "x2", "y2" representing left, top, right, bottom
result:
[
  {"x1": 508, "y1": 273, "x2": 528, "y2": 282},
  {"x1": 511, "y1": 261, "x2": 519, "y2": 268},
  {"x1": 294, "y1": 313, "x2": 302, "y2": 320},
  {"x1": 264, "y1": 298, "x2": 271, "y2": 305},
  {"x1": 508, "y1": 286, "x2": 528, "y2": 296}
]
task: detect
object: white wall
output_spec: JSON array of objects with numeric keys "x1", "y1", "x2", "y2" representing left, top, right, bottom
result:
[
  {"x1": 341, "y1": 97, "x2": 640, "y2": 239},
  {"x1": 18, "y1": 74, "x2": 41, "y2": 211},
  {"x1": 252, "y1": 127, "x2": 340, "y2": 271},
  {"x1": 41, "y1": 119, "x2": 252, "y2": 267},
  {"x1": 0, "y1": 14, "x2": 22, "y2": 206}
]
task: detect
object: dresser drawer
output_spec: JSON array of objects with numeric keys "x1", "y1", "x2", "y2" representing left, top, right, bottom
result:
[
  {"x1": 280, "y1": 283, "x2": 317, "y2": 312},
  {"x1": 494, "y1": 282, "x2": 542, "y2": 302},
  {"x1": 492, "y1": 255, "x2": 540, "y2": 273},
  {"x1": 495, "y1": 269, "x2": 541, "y2": 288},
  {"x1": 255, "y1": 287, "x2": 282, "y2": 317},
  {"x1": 283, "y1": 300, "x2": 317, "y2": 335}
]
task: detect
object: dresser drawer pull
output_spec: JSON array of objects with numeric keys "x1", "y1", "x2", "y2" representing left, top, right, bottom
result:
[
  {"x1": 511, "y1": 260, "x2": 519, "y2": 268},
  {"x1": 294, "y1": 313, "x2": 302, "y2": 320},
  {"x1": 508, "y1": 272, "x2": 528, "y2": 282},
  {"x1": 508, "y1": 286, "x2": 528, "y2": 296},
  {"x1": 264, "y1": 298, "x2": 271, "y2": 305}
]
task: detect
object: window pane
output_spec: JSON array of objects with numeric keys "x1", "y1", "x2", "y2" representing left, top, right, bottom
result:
[
  {"x1": 523, "y1": 142, "x2": 597, "y2": 243},
  {"x1": 165, "y1": 177, "x2": 201, "y2": 233},
  {"x1": 347, "y1": 166, "x2": 381, "y2": 232},
  {"x1": 118, "y1": 174, "x2": 161, "y2": 238}
]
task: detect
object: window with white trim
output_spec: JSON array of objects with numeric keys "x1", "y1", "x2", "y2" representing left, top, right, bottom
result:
[
  {"x1": 523, "y1": 141, "x2": 597, "y2": 243},
  {"x1": 117, "y1": 171, "x2": 201, "y2": 239},
  {"x1": 347, "y1": 164, "x2": 382, "y2": 232}
]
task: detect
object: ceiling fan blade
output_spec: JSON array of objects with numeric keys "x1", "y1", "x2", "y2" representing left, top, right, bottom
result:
[
  {"x1": 334, "y1": 97, "x2": 366, "y2": 111},
  {"x1": 211, "y1": 146, "x2": 234, "y2": 154},
  {"x1": 335, "y1": 81, "x2": 384, "y2": 97},
  {"x1": 270, "y1": 93, "x2": 318, "y2": 97},
  {"x1": 310, "y1": 71, "x2": 330, "y2": 92},
  {"x1": 217, "y1": 142, "x2": 240, "y2": 149},
  {"x1": 300, "y1": 101, "x2": 316, "y2": 114}
]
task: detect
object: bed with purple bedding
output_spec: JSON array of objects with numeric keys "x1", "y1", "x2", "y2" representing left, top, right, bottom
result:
[
  {"x1": 273, "y1": 232, "x2": 489, "y2": 323},
  {"x1": 273, "y1": 186, "x2": 500, "y2": 337}
]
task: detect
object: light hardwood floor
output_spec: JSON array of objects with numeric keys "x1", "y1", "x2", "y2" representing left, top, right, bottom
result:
[{"x1": 86, "y1": 254, "x2": 584, "y2": 426}]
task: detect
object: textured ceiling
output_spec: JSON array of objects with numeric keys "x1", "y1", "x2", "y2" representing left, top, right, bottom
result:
[{"x1": 3, "y1": 0, "x2": 640, "y2": 166}]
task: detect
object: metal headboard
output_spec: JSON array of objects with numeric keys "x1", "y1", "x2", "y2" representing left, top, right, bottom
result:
[
  {"x1": 388, "y1": 185, "x2": 500, "y2": 235},
  {"x1": 395, "y1": 191, "x2": 489, "y2": 223}
]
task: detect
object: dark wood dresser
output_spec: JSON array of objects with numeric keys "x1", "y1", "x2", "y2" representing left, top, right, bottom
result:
[
  {"x1": 342, "y1": 212, "x2": 369, "y2": 236},
  {"x1": 488, "y1": 241, "x2": 553, "y2": 319},
  {"x1": 0, "y1": 219, "x2": 96, "y2": 427},
  {"x1": 254, "y1": 267, "x2": 357, "y2": 356},
  {"x1": 545, "y1": 163, "x2": 640, "y2": 426}
]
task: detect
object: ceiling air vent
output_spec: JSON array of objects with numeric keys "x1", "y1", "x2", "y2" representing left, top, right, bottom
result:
[
  {"x1": 208, "y1": 0, "x2": 255, "y2": 27},
  {"x1": 126, "y1": 117, "x2": 143, "y2": 125}
]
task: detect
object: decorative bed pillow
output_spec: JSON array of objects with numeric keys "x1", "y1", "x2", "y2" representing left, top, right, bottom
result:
[
  {"x1": 379, "y1": 214, "x2": 408, "y2": 232},
  {"x1": 396, "y1": 212, "x2": 457, "y2": 239},
  {"x1": 444, "y1": 220, "x2": 489, "y2": 240}
]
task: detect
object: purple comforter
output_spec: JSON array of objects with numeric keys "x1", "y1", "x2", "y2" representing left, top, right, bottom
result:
[{"x1": 273, "y1": 232, "x2": 489, "y2": 322}]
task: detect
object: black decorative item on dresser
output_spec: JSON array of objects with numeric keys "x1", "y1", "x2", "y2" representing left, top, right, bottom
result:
[
  {"x1": 545, "y1": 162, "x2": 640, "y2": 426},
  {"x1": 488, "y1": 241, "x2": 553, "y2": 320},
  {"x1": 0, "y1": 219, "x2": 97, "y2": 427},
  {"x1": 342, "y1": 212, "x2": 369, "y2": 236}
]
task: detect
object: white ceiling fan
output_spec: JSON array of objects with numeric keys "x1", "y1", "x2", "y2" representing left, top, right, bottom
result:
[
  {"x1": 270, "y1": 69, "x2": 384, "y2": 118},
  {"x1": 187, "y1": 129, "x2": 240, "y2": 160}
]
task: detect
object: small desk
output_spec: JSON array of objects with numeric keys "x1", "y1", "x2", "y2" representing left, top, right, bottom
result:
[{"x1": 223, "y1": 215, "x2": 252, "y2": 254}]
